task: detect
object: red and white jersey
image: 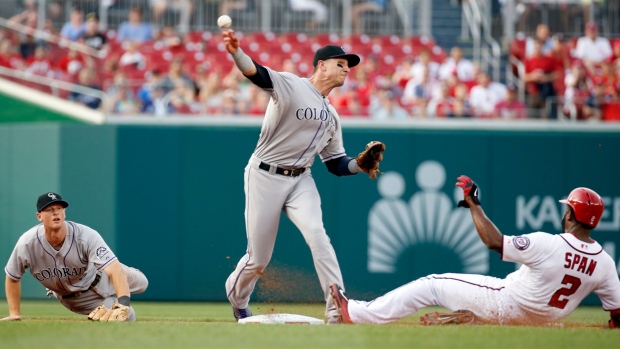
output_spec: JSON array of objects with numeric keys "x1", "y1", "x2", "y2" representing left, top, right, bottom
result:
[{"x1": 503, "y1": 232, "x2": 620, "y2": 321}]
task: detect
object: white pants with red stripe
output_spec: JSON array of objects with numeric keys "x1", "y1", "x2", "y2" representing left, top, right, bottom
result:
[{"x1": 348, "y1": 273, "x2": 531, "y2": 325}]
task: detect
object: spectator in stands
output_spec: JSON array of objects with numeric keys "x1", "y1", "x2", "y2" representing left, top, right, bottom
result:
[
  {"x1": 137, "y1": 69, "x2": 165, "y2": 113},
  {"x1": 438, "y1": 46, "x2": 475, "y2": 83},
  {"x1": 69, "y1": 67, "x2": 102, "y2": 109},
  {"x1": 469, "y1": 71, "x2": 507, "y2": 118},
  {"x1": 8, "y1": 0, "x2": 38, "y2": 36},
  {"x1": 351, "y1": 0, "x2": 387, "y2": 35},
  {"x1": 288, "y1": 0, "x2": 328, "y2": 30},
  {"x1": 161, "y1": 57, "x2": 194, "y2": 94},
  {"x1": 494, "y1": 84, "x2": 527, "y2": 119},
  {"x1": 402, "y1": 67, "x2": 437, "y2": 108},
  {"x1": 25, "y1": 45, "x2": 54, "y2": 77},
  {"x1": 573, "y1": 22, "x2": 612, "y2": 73},
  {"x1": 117, "y1": 7, "x2": 154, "y2": 43},
  {"x1": 80, "y1": 13, "x2": 108, "y2": 52},
  {"x1": 104, "y1": 81, "x2": 140, "y2": 115},
  {"x1": 427, "y1": 82, "x2": 453, "y2": 118},
  {"x1": 119, "y1": 41, "x2": 147, "y2": 71},
  {"x1": 525, "y1": 23, "x2": 553, "y2": 57},
  {"x1": 409, "y1": 49, "x2": 440, "y2": 86},
  {"x1": 60, "y1": 7, "x2": 85, "y2": 42},
  {"x1": 150, "y1": 0, "x2": 193, "y2": 33},
  {"x1": 371, "y1": 89, "x2": 409, "y2": 120},
  {"x1": 197, "y1": 69, "x2": 224, "y2": 111},
  {"x1": 391, "y1": 56, "x2": 414, "y2": 93},
  {"x1": 0, "y1": 38, "x2": 25, "y2": 70},
  {"x1": 583, "y1": 84, "x2": 603, "y2": 121},
  {"x1": 563, "y1": 61, "x2": 591, "y2": 119},
  {"x1": 57, "y1": 48, "x2": 85, "y2": 79},
  {"x1": 448, "y1": 83, "x2": 472, "y2": 118},
  {"x1": 212, "y1": 88, "x2": 240, "y2": 115},
  {"x1": 524, "y1": 39, "x2": 561, "y2": 119},
  {"x1": 145, "y1": 84, "x2": 174, "y2": 116},
  {"x1": 155, "y1": 25, "x2": 184, "y2": 50}
]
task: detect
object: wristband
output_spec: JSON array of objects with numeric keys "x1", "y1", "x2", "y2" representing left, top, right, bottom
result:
[{"x1": 118, "y1": 296, "x2": 131, "y2": 307}]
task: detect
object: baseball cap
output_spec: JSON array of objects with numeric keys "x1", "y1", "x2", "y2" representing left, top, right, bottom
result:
[
  {"x1": 313, "y1": 45, "x2": 360, "y2": 68},
  {"x1": 586, "y1": 22, "x2": 598, "y2": 31},
  {"x1": 37, "y1": 192, "x2": 69, "y2": 212}
]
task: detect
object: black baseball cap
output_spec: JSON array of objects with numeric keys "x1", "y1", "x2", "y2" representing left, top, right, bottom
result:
[
  {"x1": 313, "y1": 45, "x2": 361, "y2": 68},
  {"x1": 37, "y1": 192, "x2": 69, "y2": 212}
]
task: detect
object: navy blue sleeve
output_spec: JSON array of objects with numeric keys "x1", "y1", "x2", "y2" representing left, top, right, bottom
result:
[
  {"x1": 325, "y1": 156, "x2": 357, "y2": 177},
  {"x1": 245, "y1": 60, "x2": 273, "y2": 89}
]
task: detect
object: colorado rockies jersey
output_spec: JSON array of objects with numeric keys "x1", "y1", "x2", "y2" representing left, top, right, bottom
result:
[
  {"x1": 252, "y1": 68, "x2": 345, "y2": 168},
  {"x1": 503, "y1": 232, "x2": 620, "y2": 321},
  {"x1": 5, "y1": 221, "x2": 117, "y2": 295}
]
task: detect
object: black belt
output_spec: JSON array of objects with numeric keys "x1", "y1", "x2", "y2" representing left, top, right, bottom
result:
[
  {"x1": 259, "y1": 162, "x2": 306, "y2": 177},
  {"x1": 61, "y1": 274, "x2": 101, "y2": 299}
]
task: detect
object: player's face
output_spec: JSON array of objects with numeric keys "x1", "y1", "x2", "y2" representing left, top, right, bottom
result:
[
  {"x1": 324, "y1": 59, "x2": 350, "y2": 87},
  {"x1": 37, "y1": 203, "x2": 66, "y2": 230}
]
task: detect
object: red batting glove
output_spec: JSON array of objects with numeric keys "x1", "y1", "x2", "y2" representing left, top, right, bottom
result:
[{"x1": 456, "y1": 175, "x2": 481, "y2": 208}]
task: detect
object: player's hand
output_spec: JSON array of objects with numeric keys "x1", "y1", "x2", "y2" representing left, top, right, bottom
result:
[
  {"x1": 456, "y1": 175, "x2": 480, "y2": 208},
  {"x1": 0, "y1": 314, "x2": 22, "y2": 321},
  {"x1": 221, "y1": 29, "x2": 240, "y2": 55}
]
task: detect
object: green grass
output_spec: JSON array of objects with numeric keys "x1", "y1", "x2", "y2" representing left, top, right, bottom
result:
[{"x1": 0, "y1": 300, "x2": 617, "y2": 349}]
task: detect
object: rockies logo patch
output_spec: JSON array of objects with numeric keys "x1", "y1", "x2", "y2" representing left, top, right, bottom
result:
[
  {"x1": 512, "y1": 236, "x2": 530, "y2": 251},
  {"x1": 96, "y1": 247, "x2": 108, "y2": 259}
]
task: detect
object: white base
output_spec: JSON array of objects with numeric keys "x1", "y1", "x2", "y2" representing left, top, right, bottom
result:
[{"x1": 238, "y1": 313, "x2": 324, "y2": 325}]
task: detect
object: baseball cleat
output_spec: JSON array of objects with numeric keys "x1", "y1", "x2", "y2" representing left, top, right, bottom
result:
[
  {"x1": 420, "y1": 310, "x2": 474, "y2": 325},
  {"x1": 232, "y1": 307, "x2": 252, "y2": 321},
  {"x1": 329, "y1": 284, "x2": 352, "y2": 324}
]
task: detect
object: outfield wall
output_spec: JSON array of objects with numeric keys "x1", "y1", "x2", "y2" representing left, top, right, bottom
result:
[{"x1": 1, "y1": 123, "x2": 619, "y2": 306}]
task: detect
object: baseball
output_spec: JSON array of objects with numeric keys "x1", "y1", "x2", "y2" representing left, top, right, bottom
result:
[{"x1": 217, "y1": 15, "x2": 232, "y2": 29}]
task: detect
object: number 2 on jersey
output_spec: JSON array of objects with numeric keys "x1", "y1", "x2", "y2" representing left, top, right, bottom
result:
[{"x1": 548, "y1": 274, "x2": 582, "y2": 309}]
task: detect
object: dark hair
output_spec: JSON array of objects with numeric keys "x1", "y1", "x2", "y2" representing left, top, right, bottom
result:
[{"x1": 567, "y1": 206, "x2": 595, "y2": 230}]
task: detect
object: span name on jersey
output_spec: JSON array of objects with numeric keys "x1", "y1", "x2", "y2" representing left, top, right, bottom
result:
[
  {"x1": 564, "y1": 252, "x2": 597, "y2": 276},
  {"x1": 34, "y1": 266, "x2": 87, "y2": 282}
]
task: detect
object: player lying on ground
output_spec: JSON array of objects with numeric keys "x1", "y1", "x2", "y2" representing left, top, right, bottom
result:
[
  {"x1": 331, "y1": 177, "x2": 620, "y2": 327},
  {"x1": 2, "y1": 192, "x2": 148, "y2": 322},
  {"x1": 220, "y1": 27, "x2": 385, "y2": 323}
]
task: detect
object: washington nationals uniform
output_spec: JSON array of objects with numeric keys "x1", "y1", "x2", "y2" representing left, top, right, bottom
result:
[
  {"x1": 225, "y1": 51, "x2": 361, "y2": 322},
  {"x1": 347, "y1": 231, "x2": 620, "y2": 325},
  {"x1": 5, "y1": 221, "x2": 148, "y2": 320}
]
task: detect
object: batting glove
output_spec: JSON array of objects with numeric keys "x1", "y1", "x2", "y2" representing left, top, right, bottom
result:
[{"x1": 456, "y1": 175, "x2": 480, "y2": 208}]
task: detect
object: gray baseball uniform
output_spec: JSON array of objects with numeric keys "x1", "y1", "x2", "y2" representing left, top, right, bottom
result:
[
  {"x1": 225, "y1": 67, "x2": 347, "y2": 322},
  {"x1": 5, "y1": 221, "x2": 148, "y2": 320}
]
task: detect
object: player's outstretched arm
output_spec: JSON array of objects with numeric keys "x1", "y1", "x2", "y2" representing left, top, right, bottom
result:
[
  {"x1": 456, "y1": 175, "x2": 502, "y2": 253},
  {"x1": 222, "y1": 29, "x2": 257, "y2": 76},
  {"x1": 1, "y1": 276, "x2": 22, "y2": 321},
  {"x1": 104, "y1": 260, "x2": 130, "y2": 300}
]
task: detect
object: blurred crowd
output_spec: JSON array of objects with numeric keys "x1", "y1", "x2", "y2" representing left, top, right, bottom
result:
[
  {"x1": 511, "y1": 22, "x2": 620, "y2": 121},
  {"x1": 0, "y1": 2, "x2": 619, "y2": 120}
]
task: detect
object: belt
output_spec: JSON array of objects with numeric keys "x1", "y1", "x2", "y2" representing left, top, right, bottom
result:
[
  {"x1": 259, "y1": 162, "x2": 306, "y2": 177},
  {"x1": 61, "y1": 274, "x2": 101, "y2": 299}
]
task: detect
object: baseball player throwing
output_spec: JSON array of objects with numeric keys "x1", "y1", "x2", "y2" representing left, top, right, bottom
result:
[
  {"x1": 220, "y1": 28, "x2": 385, "y2": 323},
  {"x1": 331, "y1": 177, "x2": 620, "y2": 327},
  {"x1": 2, "y1": 193, "x2": 148, "y2": 322}
]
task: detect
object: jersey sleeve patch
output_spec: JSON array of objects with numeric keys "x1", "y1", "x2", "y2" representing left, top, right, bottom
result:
[
  {"x1": 512, "y1": 236, "x2": 531, "y2": 251},
  {"x1": 96, "y1": 246, "x2": 110, "y2": 260}
]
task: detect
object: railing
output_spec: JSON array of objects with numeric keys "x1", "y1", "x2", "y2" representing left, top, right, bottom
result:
[
  {"x1": 461, "y1": 0, "x2": 501, "y2": 81},
  {"x1": 0, "y1": 0, "x2": 432, "y2": 38}
]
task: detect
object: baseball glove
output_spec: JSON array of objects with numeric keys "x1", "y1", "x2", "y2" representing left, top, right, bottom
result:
[
  {"x1": 88, "y1": 303, "x2": 109, "y2": 321},
  {"x1": 356, "y1": 141, "x2": 386, "y2": 179},
  {"x1": 87, "y1": 303, "x2": 130, "y2": 322},
  {"x1": 106, "y1": 303, "x2": 130, "y2": 321}
]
